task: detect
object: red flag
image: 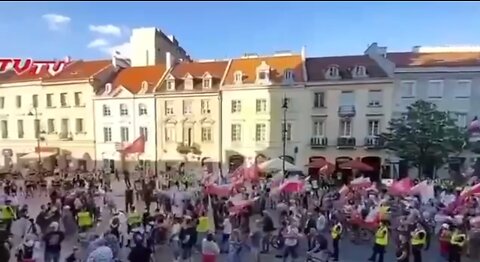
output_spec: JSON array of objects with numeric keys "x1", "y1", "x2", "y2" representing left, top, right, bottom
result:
[{"x1": 123, "y1": 135, "x2": 145, "y2": 154}]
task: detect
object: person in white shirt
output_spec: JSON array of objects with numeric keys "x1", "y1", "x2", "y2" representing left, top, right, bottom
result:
[
  {"x1": 282, "y1": 224, "x2": 300, "y2": 262},
  {"x1": 170, "y1": 219, "x2": 182, "y2": 262},
  {"x1": 316, "y1": 212, "x2": 327, "y2": 232},
  {"x1": 202, "y1": 233, "x2": 220, "y2": 262},
  {"x1": 221, "y1": 217, "x2": 232, "y2": 253}
]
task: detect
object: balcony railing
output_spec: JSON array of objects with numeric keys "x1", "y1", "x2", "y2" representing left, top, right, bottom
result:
[
  {"x1": 337, "y1": 137, "x2": 356, "y2": 148},
  {"x1": 59, "y1": 132, "x2": 73, "y2": 141},
  {"x1": 310, "y1": 136, "x2": 328, "y2": 148},
  {"x1": 364, "y1": 136, "x2": 384, "y2": 149},
  {"x1": 338, "y1": 105, "x2": 356, "y2": 117}
]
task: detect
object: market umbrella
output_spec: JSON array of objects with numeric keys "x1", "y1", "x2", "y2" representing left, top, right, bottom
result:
[{"x1": 339, "y1": 158, "x2": 374, "y2": 171}]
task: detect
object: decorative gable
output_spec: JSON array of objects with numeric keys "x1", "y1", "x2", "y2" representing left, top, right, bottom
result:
[
  {"x1": 325, "y1": 65, "x2": 340, "y2": 80},
  {"x1": 352, "y1": 65, "x2": 368, "y2": 78}
]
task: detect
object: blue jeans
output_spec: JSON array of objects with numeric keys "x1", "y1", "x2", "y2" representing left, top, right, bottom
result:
[
  {"x1": 283, "y1": 245, "x2": 298, "y2": 262},
  {"x1": 44, "y1": 251, "x2": 60, "y2": 262}
]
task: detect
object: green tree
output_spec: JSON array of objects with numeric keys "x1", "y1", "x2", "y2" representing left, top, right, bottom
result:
[{"x1": 382, "y1": 100, "x2": 466, "y2": 178}]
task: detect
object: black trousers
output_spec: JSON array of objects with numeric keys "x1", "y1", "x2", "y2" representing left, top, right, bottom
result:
[
  {"x1": 412, "y1": 244, "x2": 423, "y2": 262},
  {"x1": 332, "y1": 238, "x2": 340, "y2": 261},
  {"x1": 368, "y1": 243, "x2": 386, "y2": 262}
]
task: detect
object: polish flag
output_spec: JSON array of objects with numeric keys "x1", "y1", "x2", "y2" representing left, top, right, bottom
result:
[{"x1": 123, "y1": 135, "x2": 145, "y2": 154}]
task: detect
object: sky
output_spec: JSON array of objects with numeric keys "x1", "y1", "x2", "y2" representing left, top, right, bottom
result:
[{"x1": 1, "y1": 1, "x2": 480, "y2": 60}]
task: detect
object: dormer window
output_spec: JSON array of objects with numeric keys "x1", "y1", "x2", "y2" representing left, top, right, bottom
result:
[
  {"x1": 325, "y1": 65, "x2": 340, "y2": 80},
  {"x1": 184, "y1": 73, "x2": 193, "y2": 90},
  {"x1": 234, "y1": 71, "x2": 243, "y2": 84},
  {"x1": 141, "y1": 81, "x2": 149, "y2": 93},
  {"x1": 256, "y1": 61, "x2": 271, "y2": 84},
  {"x1": 284, "y1": 69, "x2": 294, "y2": 81},
  {"x1": 203, "y1": 78, "x2": 211, "y2": 89},
  {"x1": 352, "y1": 65, "x2": 367, "y2": 78},
  {"x1": 104, "y1": 83, "x2": 112, "y2": 95},
  {"x1": 166, "y1": 79, "x2": 175, "y2": 91}
]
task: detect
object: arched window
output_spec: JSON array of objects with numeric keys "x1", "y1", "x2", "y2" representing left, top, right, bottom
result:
[
  {"x1": 352, "y1": 65, "x2": 367, "y2": 78},
  {"x1": 326, "y1": 66, "x2": 339, "y2": 79}
]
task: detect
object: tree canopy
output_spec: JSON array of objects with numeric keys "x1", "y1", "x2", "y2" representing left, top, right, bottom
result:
[{"x1": 382, "y1": 100, "x2": 466, "y2": 178}]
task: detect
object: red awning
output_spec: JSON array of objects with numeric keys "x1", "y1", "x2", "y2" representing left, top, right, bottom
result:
[{"x1": 339, "y1": 159, "x2": 373, "y2": 171}]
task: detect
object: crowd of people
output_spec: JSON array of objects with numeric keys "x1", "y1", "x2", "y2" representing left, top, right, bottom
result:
[{"x1": 0, "y1": 165, "x2": 478, "y2": 262}]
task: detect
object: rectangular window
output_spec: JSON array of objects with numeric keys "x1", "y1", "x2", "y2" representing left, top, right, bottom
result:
[
  {"x1": 47, "y1": 119, "x2": 55, "y2": 133},
  {"x1": 165, "y1": 127, "x2": 175, "y2": 142},
  {"x1": 140, "y1": 127, "x2": 148, "y2": 141},
  {"x1": 183, "y1": 127, "x2": 193, "y2": 146},
  {"x1": 120, "y1": 127, "x2": 129, "y2": 142},
  {"x1": 427, "y1": 80, "x2": 444, "y2": 98},
  {"x1": 16, "y1": 96, "x2": 21, "y2": 108},
  {"x1": 368, "y1": 90, "x2": 382, "y2": 107},
  {"x1": 256, "y1": 99, "x2": 267, "y2": 113},
  {"x1": 183, "y1": 100, "x2": 193, "y2": 115},
  {"x1": 339, "y1": 119, "x2": 352, "y2": 137},
  {"x1": 201, "y1": 127, "x2": 212, "y2": 142},
  {"x1": 165, "y1": 101, "x2": 174, "y2": 115},
  {"x1": 313, "y1": 92, "x2": 325, "y2": 108},
  {"x1": 455, "y1": 80, "x2": 471, "y2": 98},
  {"x1": 60, "y1": 93, "x2": 67, "y2": 107},
  {"x1": 103, "y1": 127, "x2": 112, "y2": 142},
  {"x1": 34, "y1": 119, "x2": 40, "y2": 138},
  {"x1": 401, "y1": 81, "x2": 416, "y2": 97},
  {"x1": 75, "y1": 119, "x2": 84, "y2": 133},
  {"x1": 46, "y1": 94, "x2": 53, "y2": 107},
  {"x1": 74, "y1": 92, "x2": 82, "y2": 106},
  {"x1": 231, "y1": 100, "x2": 241, "y2": 113},
  {"x1": 201, "y1": 99, "x2": 211, "y2": 114},
  {"x1": 340, "y1": 91, "x2": 354, "y2": 105},
  {"x1": 120, "y1": 104, "x2": 128, "y2": 116},
  {"x1": 103, "y1": 105, "x2": 111, "y2": 116},
  {"x1": 1, "y1": 120, "x2": 7, "y2": 139},
  {"x1": 61, "y1": 119, "x2": 69, "y2": 134},
  {"x1": 368, "y1": 120, "x2": 380, "y2": 136},
  {"x1": 231, "y1": 124, "x2": 241, "y2": 142},
  {"x1": 255, "y1": 123, "x2": 266, "y2": 142},
  {"x1": 313, "y1": 120, "x2": 324, "y2": 137},
  {"x1": 17, "y1": 120, "x2": 24, "y2": 138},
  {"x1": 0, "y1": 97, "x2": 4, "y2": 109},
  {"x1": 32, "y1": 95, "x2": 38, "y2": 108}
]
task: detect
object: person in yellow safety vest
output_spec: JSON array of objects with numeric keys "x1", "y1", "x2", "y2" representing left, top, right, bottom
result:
[
  {"x1": 1, "y1": 200, "x2": 17, "y2": 234},
  {"x1": 378, "y1": 202, "x2": 391, "y2": 221},
  {"x1": 410, "y1": 222, "x2": 427, "y2": 262},
  {"x1": 368, "y1": 220, "x2": 389, "y2": 262},
  {"x1": 77, "y1": 208, "x2": 93, "y2": 232},
  {"x1": 330, "y1": 219, "x2": 343, "y2": 261},
  {"x1": 196, "y1": 214, "x2": 209, "y2": 249},
  {"x1": 127, "y1": 206, "x2": 142, "y2": 233},
  {"x1": 449, "y1": 227, "x2": 466, "y2": 262}
]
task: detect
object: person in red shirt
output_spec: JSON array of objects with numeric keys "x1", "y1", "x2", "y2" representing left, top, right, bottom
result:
[{"x1": 439, "y1": 223, "x2": 451, "y2": 259}]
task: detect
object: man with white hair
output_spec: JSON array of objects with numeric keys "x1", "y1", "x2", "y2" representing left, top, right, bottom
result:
[{"x1": 42, "y1": 222, "x2": 65, "y2": 262}]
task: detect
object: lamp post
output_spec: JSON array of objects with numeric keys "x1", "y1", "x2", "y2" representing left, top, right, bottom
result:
[
  {"x1": 28, "y1": 107, "x2": 41, "y2": 168},
  {"x1": 281, "y1": 95, "x2": 289, "y2": 177}
]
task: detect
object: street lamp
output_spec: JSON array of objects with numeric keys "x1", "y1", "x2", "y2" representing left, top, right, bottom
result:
[
  {"x1": 281, "y1": 95, "x2": 289, "y2": 177},
  {"x1": 28, "y1": 107, "x2": 41, "y2": 168}
]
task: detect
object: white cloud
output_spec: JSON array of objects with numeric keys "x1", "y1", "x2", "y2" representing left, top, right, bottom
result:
[
  {"x1": 89, "y1": 24, "x2": 122, "y2": 37},
  {"x1": 87, "y1": 38, "x2": 109, "y2": 48},
  {"x1": 42, "y1": 13, "x2": 71, "y2": 31}
]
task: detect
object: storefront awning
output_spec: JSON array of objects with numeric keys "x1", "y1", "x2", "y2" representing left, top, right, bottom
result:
[{"x1": 20, "y1": 151, "x2": 57, "y2": 160}]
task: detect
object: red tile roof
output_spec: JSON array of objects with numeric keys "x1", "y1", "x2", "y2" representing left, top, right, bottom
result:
[
  {"x1": 306, "y1": 55, "x2": 388, "y2": 81},
  {"x1": 42, "y1": 60, "x2": 111, "y2": 82},
  {"x1": 157, "y1": 61, "x2": 228, "y2": 92},
  {"x1": 224, "y1": 55, "x2": 304, "y2": 85},
  {"x1": 387, "y1": 52, "x2": 480, "y2": 68},
  {"x1": 111, "y1": 65, "x2": 167, "y2": 94}
]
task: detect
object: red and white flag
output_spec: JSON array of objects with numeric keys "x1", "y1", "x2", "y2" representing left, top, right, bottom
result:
[{"x1": 122, "y1": 135, "x2": 145, "y2": 154}]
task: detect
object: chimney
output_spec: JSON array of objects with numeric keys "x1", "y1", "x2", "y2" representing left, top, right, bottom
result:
[
  {"x1": 166, "y1": 52, "x2": 172, "y2": 69},
  {"x1": 301, "y1": 46, "x2": 306, "y2": 61}
]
